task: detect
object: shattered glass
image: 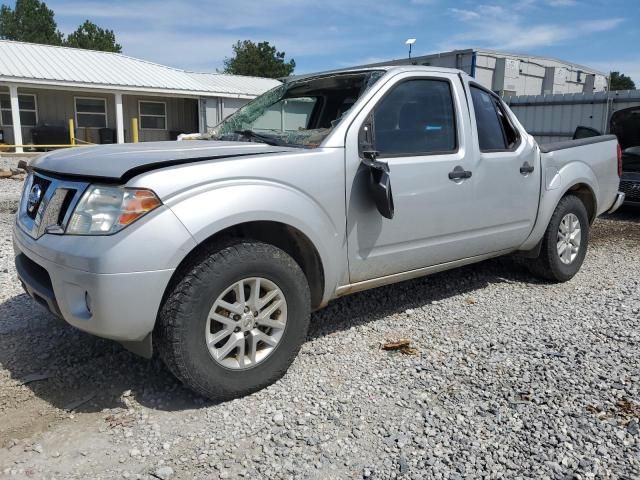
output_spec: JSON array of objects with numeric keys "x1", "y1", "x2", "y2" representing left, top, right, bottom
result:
[{"x1": 202, "y1": 70, "x2": 385, "y2": 148}]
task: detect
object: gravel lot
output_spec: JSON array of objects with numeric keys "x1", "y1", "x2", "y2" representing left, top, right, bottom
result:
[{"x1": 0, "y1": 178, "x2": 639, "y2": 479}]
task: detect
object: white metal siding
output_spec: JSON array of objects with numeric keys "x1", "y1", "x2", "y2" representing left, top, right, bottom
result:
[
  {"x1": 506, "y1": 90, "x2": 640, "y2": 144},
  {"x1": 357, "y1": 49, "x2": 607, "y2": 96},
  {"x1": 222, "y1": 98, "x2": 250, "y2": 119},
  {"x1": 202, "y1": 97, "x2": 219, "y2": 129}
]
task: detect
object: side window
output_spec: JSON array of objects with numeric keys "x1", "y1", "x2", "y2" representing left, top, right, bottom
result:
[
  {"x1": 496, "y1": 101, "x2": 519, "y2": 149},
  {"x1": 470, "y1": 86, "x2": 519, "y2": 151},
  {"x1": 373, "y1": 79, "x2": 457, "y2": 156}
]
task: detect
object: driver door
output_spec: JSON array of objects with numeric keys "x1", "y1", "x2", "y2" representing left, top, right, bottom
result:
[{"x1": 345, "y1": 73, "x2": 485, "y2": 283}]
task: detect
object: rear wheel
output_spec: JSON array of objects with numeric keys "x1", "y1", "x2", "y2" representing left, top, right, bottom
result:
[
  {"x1": 156, "y1": 240, "x2": 310, "y2": 401},
  {"x1": 528, "y1": 194, "x2": 589, "y2": 282}
]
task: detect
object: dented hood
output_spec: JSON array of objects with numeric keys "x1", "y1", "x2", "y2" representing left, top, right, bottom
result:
[{"x1": 31, "y1": 140, "x2": 297, "y2": 182}]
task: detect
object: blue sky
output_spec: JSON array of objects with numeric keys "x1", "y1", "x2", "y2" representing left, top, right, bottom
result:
[{"x1": 8, "y1": 0, "x2": 640, "y2": 82}]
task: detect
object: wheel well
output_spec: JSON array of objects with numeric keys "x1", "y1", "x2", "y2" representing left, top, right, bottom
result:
[
  {"x1": 567, "y1": 183, "x2": 597, "y2": 223},
  {"x1": 165, "y1": 221, "x2": 325, "y2": 309}
]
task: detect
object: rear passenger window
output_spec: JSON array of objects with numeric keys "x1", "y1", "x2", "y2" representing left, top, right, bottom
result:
[
  {"x1": 374, "y1": 79, "x2": 457, "y2": 157},
  {"x1": 470, "y1": 86, "x2": 519, "y2": 151}
]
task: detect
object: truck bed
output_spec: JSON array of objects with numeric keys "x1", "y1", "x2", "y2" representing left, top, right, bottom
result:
[
  {"x1": 539, "y1": 134, "x2": 618, "y2": 153},
  {"x1": 538, "y1": 134, "x2": 620, "y2": 218}
]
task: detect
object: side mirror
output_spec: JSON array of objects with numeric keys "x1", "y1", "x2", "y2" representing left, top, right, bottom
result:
[
  {"x1": 358, "y1": 116, "x2": 394, "y2": 219},
  {"x1": 361, "y1": 150, "x2": 394, "y2": 219}
]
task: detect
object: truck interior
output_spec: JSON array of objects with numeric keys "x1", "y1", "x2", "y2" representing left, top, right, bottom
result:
[
  {"x1": 212, "y1": 70, "x2": 384, "y2": 147},
  {"x1": 610, "y1": 106, "x2": 640, "y2": 172},
  {"x1": 281, "y1": 72, "x2": 381, "y2": 130}
]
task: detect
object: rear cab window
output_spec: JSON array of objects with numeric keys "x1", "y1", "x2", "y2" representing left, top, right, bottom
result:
[{"x1": 470, "y1": 85, "x2": 520, "y2": 152}]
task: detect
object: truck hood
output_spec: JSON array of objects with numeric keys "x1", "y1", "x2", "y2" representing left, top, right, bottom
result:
[{"x1": 31, "y1": 140, "x2": 297, "y2": 182}]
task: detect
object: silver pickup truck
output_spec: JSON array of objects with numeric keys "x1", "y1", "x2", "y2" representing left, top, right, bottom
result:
[{"x1": 13, "y1": 66, "x2": 624, "y2": 401}]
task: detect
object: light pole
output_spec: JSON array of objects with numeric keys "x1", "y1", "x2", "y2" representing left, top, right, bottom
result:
[{"x1": 405, "y1": 38, "x2": 416, "y2": 59}]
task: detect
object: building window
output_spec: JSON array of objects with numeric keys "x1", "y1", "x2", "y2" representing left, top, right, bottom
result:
[
  {"x1": 0, "y1": 93, "x2": 38, "y2": 127},
  {"x1": 139, "y1": 101, "x2": 167, "y2": 130},
  {"x1": 75, "y1": 97, "x2": 107, "y2": 128}
]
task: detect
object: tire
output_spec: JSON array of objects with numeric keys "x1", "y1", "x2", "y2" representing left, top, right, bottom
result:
[
  {"x1": 156, "y1": 240, "x2": 311, "y2": 402},
  {"x1": 528, "y1": 194, "x2": 589, "y2": 282}
]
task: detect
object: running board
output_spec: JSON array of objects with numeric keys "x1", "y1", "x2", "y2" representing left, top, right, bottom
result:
[{"x1": 335, "y1": 249, "x2": 513, "y2": 297}]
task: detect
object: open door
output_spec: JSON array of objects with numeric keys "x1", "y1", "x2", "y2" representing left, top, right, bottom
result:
[{"x1": 610, "y1": 106, "x2": 640, "y2": 151}]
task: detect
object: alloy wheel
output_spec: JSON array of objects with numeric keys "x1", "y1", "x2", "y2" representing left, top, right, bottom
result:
[
  {"x1": 205, "y1": 277, "x2": 287, "y2": 370},
  {"x1": 556, "y1": 213, "x2": 582, "y2": 264}
]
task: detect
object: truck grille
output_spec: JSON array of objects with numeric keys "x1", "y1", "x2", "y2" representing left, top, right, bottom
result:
[
  {"x1": 18, "y1": 173, "x2": 89, "y2": 239},
  {"x1": 26, "y1": 175, "x2": 52, "y2": 220},
  {"x1": 620, "y1": 180, "x2": 640, "y2": 203}
]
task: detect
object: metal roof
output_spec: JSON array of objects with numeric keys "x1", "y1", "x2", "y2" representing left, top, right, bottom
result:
[
  {"x1": 350, "y1": 48, "x2": 607, "y2": 76},
  {"x1": 473, "y1": 49, "x2": 606, "y2": 76},
  {"x1": 0, "y1": 40, "x2": 281, "y2": 98}
]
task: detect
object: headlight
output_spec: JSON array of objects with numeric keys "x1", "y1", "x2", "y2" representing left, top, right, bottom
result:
[{"x1": 66, "y1": 185, "x2": 161, "y2": 235}]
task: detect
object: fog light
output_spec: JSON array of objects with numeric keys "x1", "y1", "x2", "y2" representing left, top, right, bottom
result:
[{"x1": 85, "y1": 291, "x2": 92, "y2": 314}]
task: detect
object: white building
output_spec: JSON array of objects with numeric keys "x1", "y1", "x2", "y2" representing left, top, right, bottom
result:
[
  {"x1": 0, "y1": 40, "x2": 280, "y2": 152},
  {"x1": 355, "y1": 48, "x2": 608, "y2": 96}
]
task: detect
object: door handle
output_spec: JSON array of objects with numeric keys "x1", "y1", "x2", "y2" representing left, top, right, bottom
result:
[
  {"x1": 448, "y1": 165, "x2": 472, "y2": 181},
  {"x1": 520, "y1": 161, "x2": 535, "y2": 175}
]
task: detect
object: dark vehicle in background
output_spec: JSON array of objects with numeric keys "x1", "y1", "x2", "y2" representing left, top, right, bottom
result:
[
  {"x1": 620, "y1": 147, "x2": 640, "y2": 205},
  {"x1": 610, "y1": 106, "x2": 640, "y2": 206}
]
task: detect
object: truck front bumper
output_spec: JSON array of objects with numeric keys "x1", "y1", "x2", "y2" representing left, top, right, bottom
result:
[{"x1": 12, "y1": 206, "x2": 197, "y2": 354}]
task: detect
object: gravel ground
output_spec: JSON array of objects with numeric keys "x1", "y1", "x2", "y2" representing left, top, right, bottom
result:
[
  {"x1": 0, "y1": 178, "x2": 639, "y2": 479},
  {"x1": 0, "y1": 157, "x2": 20, "y2": 172},
  {"x1": 0, "y1": 154, "x2": 36, "y2": 173},
  {"x1": 0, "y1": 179, "x2": 23, "y2": 215}
]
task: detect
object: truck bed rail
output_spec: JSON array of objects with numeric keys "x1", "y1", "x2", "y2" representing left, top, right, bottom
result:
[{"x1": 539, "y1": 134, "x2": 617, "y2": 153}]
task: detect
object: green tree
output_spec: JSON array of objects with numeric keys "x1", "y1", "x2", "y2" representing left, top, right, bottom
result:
[
  {"x1": 223, "y1": 40, "x2": 295, "y2": 78},
  {"x1": 0, "y1": 0, "x2": 63, "y2": 45},
  {"x1": 65, "y1": 20, "x2": 122, "y2": 53},
  {"x1": 609, "y1": 71, "x2": 636, "y2": 91}
]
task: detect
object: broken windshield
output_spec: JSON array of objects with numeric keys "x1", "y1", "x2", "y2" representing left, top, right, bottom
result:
[{"x1": 207, "y1": 70, "x2": 385, "y2": 148}]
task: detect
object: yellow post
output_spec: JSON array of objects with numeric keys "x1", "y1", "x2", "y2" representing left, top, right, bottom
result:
[
  {"x1": 131, "y1": 117, "x2": 139, "y2": 143},
  {"x1": 68, "y1": 118, "x2": 75, "y2": 145}
]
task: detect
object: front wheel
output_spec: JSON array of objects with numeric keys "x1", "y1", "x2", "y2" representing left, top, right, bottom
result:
[
  {"x1": 527, "y1": 194, "x2": 590, "y2": 282},
  {"x1": 156, "y1": 240, "x2": 311, "y2": 401}
]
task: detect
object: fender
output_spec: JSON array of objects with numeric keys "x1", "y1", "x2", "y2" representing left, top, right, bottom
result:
[
  {"x1": 519, "y1": 160, "x2": 599, "y2": 250},
  {"x1": 166, "y1": 180, "x2": 343, "y2": 306}
]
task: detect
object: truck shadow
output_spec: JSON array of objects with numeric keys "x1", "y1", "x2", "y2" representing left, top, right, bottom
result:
[
  {"x1": 591, "y1": 206, "x2": 640, "y2": 248},
  {"x1": 0, "y1": 257, "x2": 537, "y2": 417},
  {"x1": 307, "y1": 257, "x2": 534, "y2": 341},
  {"x1": 601, "y1": 204, "x2": 640, "y2": 223}
]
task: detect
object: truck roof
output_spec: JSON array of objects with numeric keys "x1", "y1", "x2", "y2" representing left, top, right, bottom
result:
[{"x1": 282, "y1": 65, "x2": 469, "y2": 83}]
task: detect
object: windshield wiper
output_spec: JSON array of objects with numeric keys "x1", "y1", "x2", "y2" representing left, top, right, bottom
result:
[{"x1": 234, "y1": 130, "x2": 287, "y2": 146}]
